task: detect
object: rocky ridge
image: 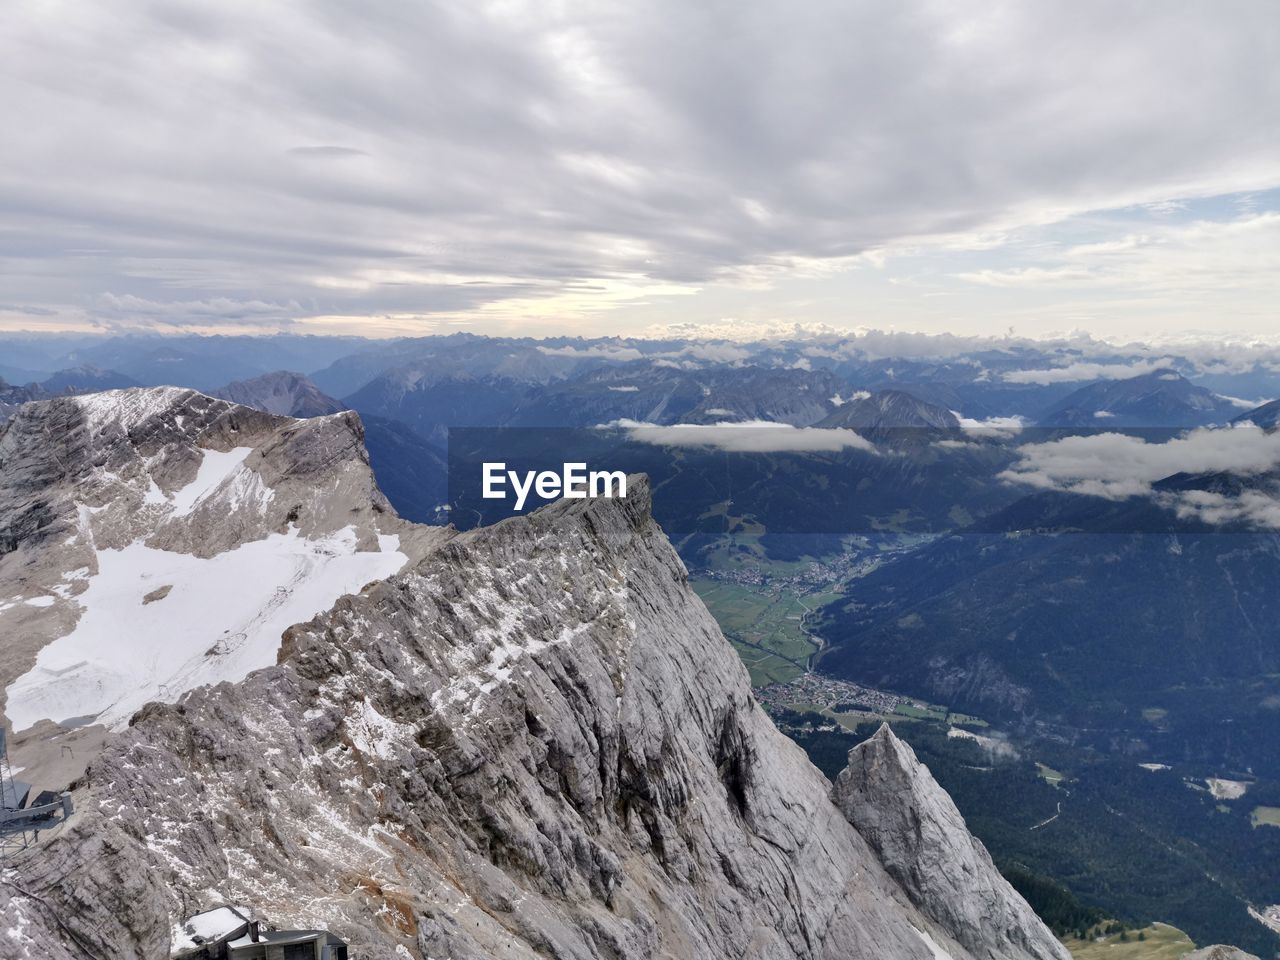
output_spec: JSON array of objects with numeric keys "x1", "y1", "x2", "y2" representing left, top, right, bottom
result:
[
  {"x1": 0, "y1": 387, "x2": 440, "y2": 749},
  {"x1": 0, "y1": 392, "x2": 1071, "y2": 960}
]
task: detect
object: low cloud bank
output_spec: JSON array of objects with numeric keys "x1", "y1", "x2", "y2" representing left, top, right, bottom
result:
[
  {"x1": 1001, "y1": 424, "x2": 1280, "y2": 528},
  {"x1": 600, "y1": 419, "x2": 877, "y2": 454},
  {"x1": 1001, "y1": 358, "x2": 1177, "y2": 385}
]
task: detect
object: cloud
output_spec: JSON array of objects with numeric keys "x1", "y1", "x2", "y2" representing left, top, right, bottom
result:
[
  {"x1": 1169, "y1": 488, "x2": 1280, "y2": 529},
  {"x1": 1000, "y1": 424, "x2": 1280, "y2": 500},
  {"x1": 95, "y1": 294, "x2": 303, "y2": 328},
  {"x1": 286, "y1": 145, "x2": 370, "y2": 158},
  {"x1": 1002, "y1": 358, "x2": 1178, "y2": 384},
  {"x1": 2, "y1": 2, "x2": 1277, "y2": 335},
  {"x1": 662, "y1": 344, "x2": 752, "y2": 363},
  {"x1": 953, "y1": 266, "x2": 1091, "y2": 288},
  {"x1": 954, "y1": 414, "x2": 1025, "y2": 437},
  {"x1": 536, "y1": 344, "x2": 645, "y2": 360},
  {"x1": 600, "y1": 419, "x2": 877, "y2": 453}
]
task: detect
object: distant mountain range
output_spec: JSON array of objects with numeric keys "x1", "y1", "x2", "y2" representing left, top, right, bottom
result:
[
  {"x1": 0, "y1": 365, "x2": 141, "y2": 420},
  {"x1": 1036, "y1": 369, "x2": 1241, "y2": 428}
]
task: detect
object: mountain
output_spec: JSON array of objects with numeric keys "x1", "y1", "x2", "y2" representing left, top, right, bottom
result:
[
  {"x1": 56, "y1": 334, "x2": 373, "y2": 391},
  {"x1": 1036, "y1": 370, "x2": 1239, "y2": 428},
  {"x1": 817, "y1": 389, "x2": 962, "y2": 432},
  {"x1": 345, "y1": 362, "x2": 849, "y2": 450},
  {"x1": 1, "y1": 368, "x2": 142, "y2": 425},
  {"x1": 0, "y1": 388, "x2": 1067, "y2": 960},
  {"x1": 214, "y1": 370, "x2": 346, "y2": 417},
  {"x1": 0, "y1": 387, "x2": 438, "y2": 740},
  {"x1": 835, "y1": 725, "x2": 1063, "y2": 960},
  {"x1": 507, "y1": 365, "x2": 846, "y2": 428},
  {"x1": 345, "y1": 372, "x2": 535, "y2": 447},
  {"x1": 39, "y1": 364, "x2": 140, "y2": 394},
  {"x1": 0, "y1": 377, "x2": 46, "y2": 423},
  {"x1": 313, "y1": 333, "x2": 604, "y2": 399},
  {"x1": 209, "y1": 372, "x2": 446, "y2": 523},
  {"x1": 1233, "y1": 398, "x2": 1280, "y2": 430}
]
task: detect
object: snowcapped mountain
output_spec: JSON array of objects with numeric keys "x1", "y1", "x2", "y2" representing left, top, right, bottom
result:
[
  {"x1": 214, "y1": 370, "x2": 346, "y2": 418},
  {"x1": 1036, "y1": 370, "x2": 1239, "y2": 428},
  {"x1": 0, "y1": 387, "x2": 441, "y2": 738},
  {"x1": 0, "y1": 387, "x2": 1067, "y2": 960}
]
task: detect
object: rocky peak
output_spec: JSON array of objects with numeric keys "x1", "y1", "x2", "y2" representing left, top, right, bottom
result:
[
  {"x1": 214, "y1": 370, "x2": 346, "y2": 418},
  {"x1": 3, "y1": 475, "x2": 1066, "y2": 960},
  {"x1": 833, "y1": 723, "x2": 1071, "y2": 960}
]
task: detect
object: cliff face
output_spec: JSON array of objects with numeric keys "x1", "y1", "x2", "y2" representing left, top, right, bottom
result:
[{"x1": 1, "y1": 388, "x2": 1067, "y2": 960}]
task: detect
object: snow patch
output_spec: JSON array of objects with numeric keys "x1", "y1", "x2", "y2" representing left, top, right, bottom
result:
[
  {"x1": 912, "y1": 925, "x2": 957, "y2": 960},
  {"x1": 5, "y1": 527, "x2": 407, "y2": 731},
  {"x1": 169, "y1": 447, "x2": 254, "y2": 517}
]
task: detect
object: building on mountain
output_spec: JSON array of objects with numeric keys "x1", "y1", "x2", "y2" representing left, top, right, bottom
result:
[{"x1": 170, "y1": 905, "x2": 348, "y2": 960}]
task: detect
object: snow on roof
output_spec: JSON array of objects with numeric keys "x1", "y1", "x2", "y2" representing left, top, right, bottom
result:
[{"x1": 170, "y1": 906, "x2": 249, "y2": 956}]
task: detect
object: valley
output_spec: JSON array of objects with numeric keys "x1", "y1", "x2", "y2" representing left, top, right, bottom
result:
[{"x1": 680, "y1": 533, "x2": 1280, "y2": 958}]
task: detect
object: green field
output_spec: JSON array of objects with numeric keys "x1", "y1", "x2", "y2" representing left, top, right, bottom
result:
[
  {"x1": 1037, "y1": 762, "x2": 1066, "y2": 787},
  {"x1": 894, "y1": 703, "x2": 948, "y2": 721},
  {"x1": 1064, "y1": 922, "x2": 1195, "y2": 960},
  {"x1": 690, "y1": 577, "x2": 838, "y2": 686},
  {"x1": 1252, "y1": 805, "x2": 1280, "y2": 828}
]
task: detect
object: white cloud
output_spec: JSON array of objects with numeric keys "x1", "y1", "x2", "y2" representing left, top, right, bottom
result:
[
  {"x1": 2, "y1": 2, "x2": 1277, "y2": 336},
  {"x1": 954, "y1": 414, "x2": 1026, "y2": 437},
  {"x1": 1169, "y1": 488, "x2": 1280, "y2": 529},
  {"x1": 1002, "y1": 358, "x2": 1178, "y2": 384},
  {"x1": 953, "y1": 266, "x2": 1091, "y2": 287},
  {"x1": 536, "y1": 344, "x2": 645, "y2": 360},
  {"x1": 1001, "y1": 424, "x2": 1280, "y2": 500},
  {"x1": 600, "y1": 419, "x2": 877, "y2": 453}
]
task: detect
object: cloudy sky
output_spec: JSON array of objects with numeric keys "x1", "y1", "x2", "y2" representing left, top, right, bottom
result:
[{"x1": 3, "y1": 1, "x2": 1278, "y2": 339}]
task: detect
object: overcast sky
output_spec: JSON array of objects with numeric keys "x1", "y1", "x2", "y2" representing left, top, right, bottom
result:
[{"x1": 3, "y1": 1, "x2": 1278, "y2": 340}]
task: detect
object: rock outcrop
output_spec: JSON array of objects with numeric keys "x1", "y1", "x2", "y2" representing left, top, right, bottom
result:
[
  {"x1": 1184, "y1": 947, "x2": 1261, "y2": 960},
  {"x1": 833, "y1": 724, "x2": 1070, "y2": 960}
]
